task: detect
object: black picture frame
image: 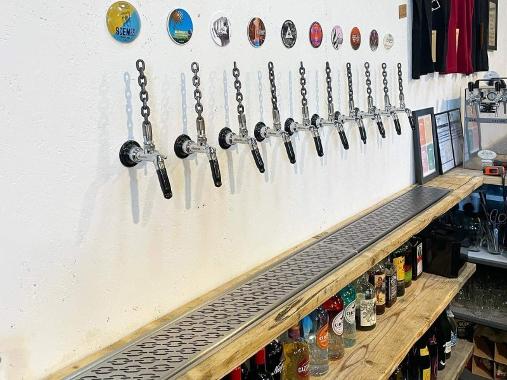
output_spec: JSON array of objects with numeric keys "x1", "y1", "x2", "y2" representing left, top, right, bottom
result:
[
  {"x1": 488, "y1": 0, "x2": 498, "y2": 51},
  {"x1": 447, "y1": 108, "x2": 464, "y2": 166},
  {"x1": 412, "y1": 108, "x2": 441, "y2": 184},
  {"x1": 434, "y1": 108, "x2": 464, "y2": 174}
]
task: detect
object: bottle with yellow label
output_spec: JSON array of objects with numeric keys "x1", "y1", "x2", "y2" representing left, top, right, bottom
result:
[
  {"x1": 392, "y1": 244, "x2": 409, "y2": 297},
  {"x1": 417, "y1": 337, "x2": 432, "y2": 380}
]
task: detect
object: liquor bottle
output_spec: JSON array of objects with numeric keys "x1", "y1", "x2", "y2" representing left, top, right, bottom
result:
[
  {"x1": 427, "y1": 326, "x2": 439, "y2": 380},
  {"x1": 250, "y1": 348, "x2": 273, "y2": 380},
  {"x1": 307, "y1": 306, "x2": 329, "y2": 376},
  {"x1": 436, "y1": 314, "x2": 452, "y2": 370},
  {"x1": 282, "y1": 324, "x2": 310, "y2": 380},
  {"x1": 355, "y1": 274, "x2": 376, "y2": 331},
  {"x1": 266, "y1": 339, "x2": 283, "y2": 380},
  {"x1": 385, "y1": 260, "x2": 398, "y2": 308},
  {"x1": 392, "y1": 244, "x2": 408, "y2": 297},
  {"x1": 323, "y1": 294, "x2": 345, "y2": 360},
  {"x1": 417, "y1": 337, "x2": 431, "y2": 380},
  {"x1": 446, "y1": 309, "x2": 458, "y2": 355},
  {"x1": 228, "y1": 366, "x2": 242, "y2": 380},
  {"x1": 403, "y1": 248, "x2": 413, "y2": 288},
  {"x1": 369, "y1": 263, "x2": 386, "y2": 315},
  {"x1": 339, "y1": 284, "x2": 357, "y2": 347},
  {"x1": 410, "y1": 236, "x2": 423, "y2": 280}
]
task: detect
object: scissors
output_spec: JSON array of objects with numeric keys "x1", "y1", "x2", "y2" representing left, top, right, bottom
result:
[{"x1": 489, "y1": 209, "x2": 507, "y2": 227}]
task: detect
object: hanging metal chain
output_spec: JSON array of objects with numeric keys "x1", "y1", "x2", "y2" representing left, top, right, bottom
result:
[
  {"x1": 382, "y1": 63, "x2": 389, "y2": 96},
  {"x1": 299, "y1": 62, "x2": 308, "y2": 107},
  {"x1": 364, "y1": 62, "x2": 373, "y2": 104},
  {"x1": 191, "y1": 62, "x2": 204, "y2": 121},
  {"x1": 268, "y1": 62, "x2": 278, "y2": 111},
  {"x1": 346, "y1": 63, "x2": 354, "y2": 104},
  {"x1": 397, "y1": 63, "x2": 406, "y2": 108},
  {"x1": 325, "y1": 62, "x2": 333, "y2": 105},
  {"x1": 233, "y1": 62, "x2": 245, "y2": 116},
  {"x1": 136, "y1": 59, "x2": 151, "y2": 129}
]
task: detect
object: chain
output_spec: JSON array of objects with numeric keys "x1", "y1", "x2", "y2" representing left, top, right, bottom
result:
[
  {"x1": 364, "y1": 62, "x2": 373, "y2": 104},
  {"x1": 397, "y1": 63, "x2": 405, "y2": 107},
  {"x1": 299, "y1": 62, "x2": 308, "y2": 107},
  {"x1": 268, "y1": 62, "x2": 278, "y2": 111},
  {"x1": 346, "y1": 63, "x2": 354, "y2": 104},
  {"x1": 232, "y1": 62, "x2": 245, "y2": 115},
  {"x1": 191, "y1": 62, "x2": 204, "y2": 121},
  {"x1": 136, "y1": 59, "x2": 151, "y2": 129},
  {"x1": 325, "y1": 62, "x2": 333, "y2": 105},
  {"x1": 382, "y1": 63, "x2": 389, "y2": 95}
]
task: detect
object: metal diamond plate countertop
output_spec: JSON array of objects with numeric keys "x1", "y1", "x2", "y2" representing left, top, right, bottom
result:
[{"x1": 68, "y1": 185, "x2": 449, "y2": 380}]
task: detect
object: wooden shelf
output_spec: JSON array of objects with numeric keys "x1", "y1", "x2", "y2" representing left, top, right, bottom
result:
[
  {"x1": 312, "y1": 263, "x2": 476, "y2": 380},
  {"x1": 452, "y1": 302, "x2": 507, "y2": 331},
  {"x1": 440, "y1": 339, "x2": 474, "y2": 380},
  {"x1": 450, "y1": 167, "x2": 504, "y2": 187},
  {"x1": 51, "y1": 172, "x2": 482, "y2": 380}
]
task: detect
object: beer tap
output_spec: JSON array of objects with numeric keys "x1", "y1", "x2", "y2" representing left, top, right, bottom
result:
[
  {"x1": 493, "y1": 81, "x2": 507, "y2": 116},
  {"x1": 345, "y1": 62, "x2": 367, "y2": 144},
  {"x1": 466, "y1": 81, "x2": 483, "y2": 105},
  {"x1": 395, "y1": 63, "x2": 416, "y2": 131},
  {"x1": 254, "y1": 62, "x2": 296, "y2": 164},
  {"x1": 313, "y1": 62, "x2": 349, "y2": 150},
  {"x1": 174, "y1": 62, "x2": 222, "y2": 187},
  {"x1": 363, "y1": 62, "x2": 386, "y2": 138},
  {"x1": 284, "y1": 62, "x2": 324, "y2": 157},
  {"x1": 381, "y1": 63, "x2": 402, "y2": 135},
  {"x1": 119, "y1": 59, "x2": 172, "y2": 199},
  {"x1": 218, "y1": 62, "x2": 265, "y2": 173}
]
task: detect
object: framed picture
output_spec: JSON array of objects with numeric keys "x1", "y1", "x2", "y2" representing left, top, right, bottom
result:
[
  {"x1": 412, "y1": 108, "x2": 441, "y2": 184},
  {"x1": 448, "y1": 108, "x2": 464, "y2": 166},
  {"x1": 488, "y1": 0, "x2": 498, "y2": 50},
  {"x1": 434, "y1": 108, "x2": 465, "y2": 174}
]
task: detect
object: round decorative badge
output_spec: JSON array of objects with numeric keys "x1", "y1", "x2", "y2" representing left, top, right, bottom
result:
[
  {"x1": 281, "y1": 20, "x2": 297, "y2": 48},
  {"x1": 210, "y1": 13, "x2": 231, "y2": 47},
  {"x1": 106, "y1": 1, "x2": 141, "y2": 43},
  {"x1": 370, "y1": 29, "x2": 379, "y2": 51},
  {"x1": 350, "y1": 27, "x2": 361, "y2": 50},
  {"x1": 383, "y1": 33, "x2": 394, "y2": 49},
  {"x1": 167, "y1": 8, "x2": 193, "y2": 45},
  {"x1": 248, "y1": 17, "x2": 266, "y2": 47},
  {"x1": 309, "y1": 21, "x2": 323, "y2": 48},
  {"x1": 331, "y1": 25, "x2": 343, "y2": 50}
]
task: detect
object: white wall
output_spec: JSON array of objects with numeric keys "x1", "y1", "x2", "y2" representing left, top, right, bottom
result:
[{"x1": 1, "y1": 1, "x2": 506, "y2": 379}]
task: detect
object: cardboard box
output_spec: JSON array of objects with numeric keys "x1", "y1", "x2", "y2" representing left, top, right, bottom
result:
[
  {"x1": 496, "y1": 343, "x2": 507, "y2": 366},
  {"x1": 473, "y1": 355, "x2": 495, "y2": 379}
]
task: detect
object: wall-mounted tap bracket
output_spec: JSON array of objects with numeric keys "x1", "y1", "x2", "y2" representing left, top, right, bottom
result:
[
  {"x1": 363, "y1": 62, "x2": 386, "y2": 138},
  {"x1": 218, "y1": 62, "x2": 265, "y2": 173},
  {"x1": 382, "y1": 63, "x2": 415, "y2": 134},
  {"x1": 174, "y1": 62, "x2": 222, "y2": 187},
  {"x1": 119, "y1": 59, "x2": 172, "y2": 199},
  {"x1": 284, "y1": 62, "x2": 324, "y2": 157},
  {"x1": 254, "y1": 62, "x2": 296, "y2": 164}
]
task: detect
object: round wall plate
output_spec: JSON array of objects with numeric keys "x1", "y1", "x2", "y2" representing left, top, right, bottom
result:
[
  {"x1": 167, "y1": 8, "x2": 193, "y2": 45},
  {"x1": 106, "y1": 1, "x2": 141, "y2": 43},
  {"x1": 210, "y1": 13, "x2": 231, "y2": 46},
  {"x1": 370, "y1": 29, "x2": 379, "y2": 51},
  {"x1": 350, "y1": 27, "x2": 361, "y2": 50},
  {"x1": 281, "y1": 19, "x2": 297, "y2": 48},
  {"x1": 383, "y1": 33, "x2": 394, "y2": 49},
  {"x1": 331, "y1": 25, "x2": 343, "y2": 50},
  {"x1": 309, "y1": 21, "x2": 323, "y2": 48},
  {"x1": 248, "y1": 17, "x2": 266, "y2": 47}
]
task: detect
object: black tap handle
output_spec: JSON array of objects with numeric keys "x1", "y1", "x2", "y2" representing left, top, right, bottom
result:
[
  {"x1": 468, "y1": 82, "x2": 475, "y2": 92},
  {"x1": 377, "y1": 120, "x2": 386, "y2": 138},
  {"x1": 393, "y1": 117, "x2": 402, "y2": 135},
  {"x1": 209, "y1": 159, "x2": 222, "y2": 187},
  {"x1": 314, "y1": 135, "x2": 324, "y2": 157},
  {"x1": 359, "y1": 125, "x2": 367, "y2": 144},
  {"x1": 156, "y1": 167, "x2": 173, "y2": 199},
  {"x1": 338, "y1": 129, "x2": 350, "y2": 150},
  {"x1": 251, "y1": 147, "x2": 265, "y2": 173},
  {"x1": 408, "y1": 114, "x2": 416, "y2": 131},
  {"x1": 284, "y1": 140, "x2": 296, "y2": 164}
]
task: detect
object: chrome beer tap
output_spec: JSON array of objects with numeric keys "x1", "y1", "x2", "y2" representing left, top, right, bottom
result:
[
  {"x1": 119, "y1": 59, "x2": 172, "y2": 199},
  {"x1": 254, "y1": 62, "x2": 296, "y2": 164},
  {"x1": 218, "y1": 62, "x2": 265, "y2": 173},
  {"x1": 381, "y1": 62, "x2": 402, "y2": 135},
  {"x1": 345, "y1": 62, "x2": 367, "y2": 144},
  {"x1": 313, "y1": 62, "x2": 349, "y2": 150},
  {"x1": 284, "y1": 62, "x2": 324, "y2": 157},
  {"x1": 174, "y1": 62, "x2": 222, "y2": 187},
  {"x1": 363, "y1": 62, "x2": 386, "y2": 138},
  {"x1": 466, "y1": 81, "x2": 483, "y2": 105},
  {"x1": 394, "y1": 63, "x2": 416, "y2": 131},
  {"x1": 493, "y1": 81, "x2": 507, "y2": 116}
]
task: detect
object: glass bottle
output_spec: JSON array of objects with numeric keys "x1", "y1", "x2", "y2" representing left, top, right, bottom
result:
[
  {"x1": 228, "y1": 366, "x2": 242, "y2": 380},
  {"x1": 369, "y1": 263, "x2": 386, "y2": 315},
  {"x1": 339, "y1": 283, "x2": 357, "y2": 347},
  {"x1": 436, "y1": 314, "x2": 451, "y2": 370},
  {"x1": 417, "y1": 337, "x2": 432, "y2": 380},
  {"x1": 307, "y1": 306, "x2": 329, "y2": 376},
  {"x1": 404, "y1": 248, "x2": 413, "y2": 288},
  {"x1": 410, "y1": 236, "x2": 424, "y2": 280},
  {"x1": 427, "y1": 325, "x2": 439, "y2": 380},
  {"x1": 282, "y1": 324, "x2": 310, "y2": 380},
  {"x1": 385, "y1": 260, "x2": 398, "y2": 308},
  {"x1": 266, "y1": 339, "x2": 283, "y2": 380},
  {"x1": 251, "y1": 348, "x2": 273, "y2": 380},
  {"x1": 392, "y1": 244, "x2": 408, "y2": 297},
  {"x1": 323, "y1": 294, "x2": 345, "y2": 360},
  {"x1": 355, "y1": 274, "x2": 376, "y2": 331},
  {"x1": 446, "y1": 309, "x2": 458, "y2": 354}
]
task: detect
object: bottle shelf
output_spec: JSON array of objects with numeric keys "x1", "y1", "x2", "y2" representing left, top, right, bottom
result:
[
  {"x1": 463, "y1": 247, "x2": 507, "y2": 270},
  {"x1": 451, "y1": 302, "x2": 507, "y2": 331},
  {"x1": 313, "y1": 263, "x2": 476, "y2": 380},
  {"x1": 439, "y1": 339, "x2": 474, "y2": 380}
]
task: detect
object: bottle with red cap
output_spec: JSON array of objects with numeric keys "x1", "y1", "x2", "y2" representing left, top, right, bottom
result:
[
  {"x1": 228, "y1": 366, "x2": 242, "y2": 380},
  {"x1": 250, "y1": 348, "x2": 274, "y2": 380}
]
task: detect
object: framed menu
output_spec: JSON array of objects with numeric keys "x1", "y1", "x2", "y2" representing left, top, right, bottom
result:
[
  {"x1": 488, "y1": 0, "x2": 498, "y2": 50},
  {"x1": 413, "y1": 108, "x2": 441, "y2": 184},
  {"x1": 434, "y1": 108, "x2": 465, "y2": 174},
  {"x1": 448, "y1": 108, "x2": 464, "y2": 165}
]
